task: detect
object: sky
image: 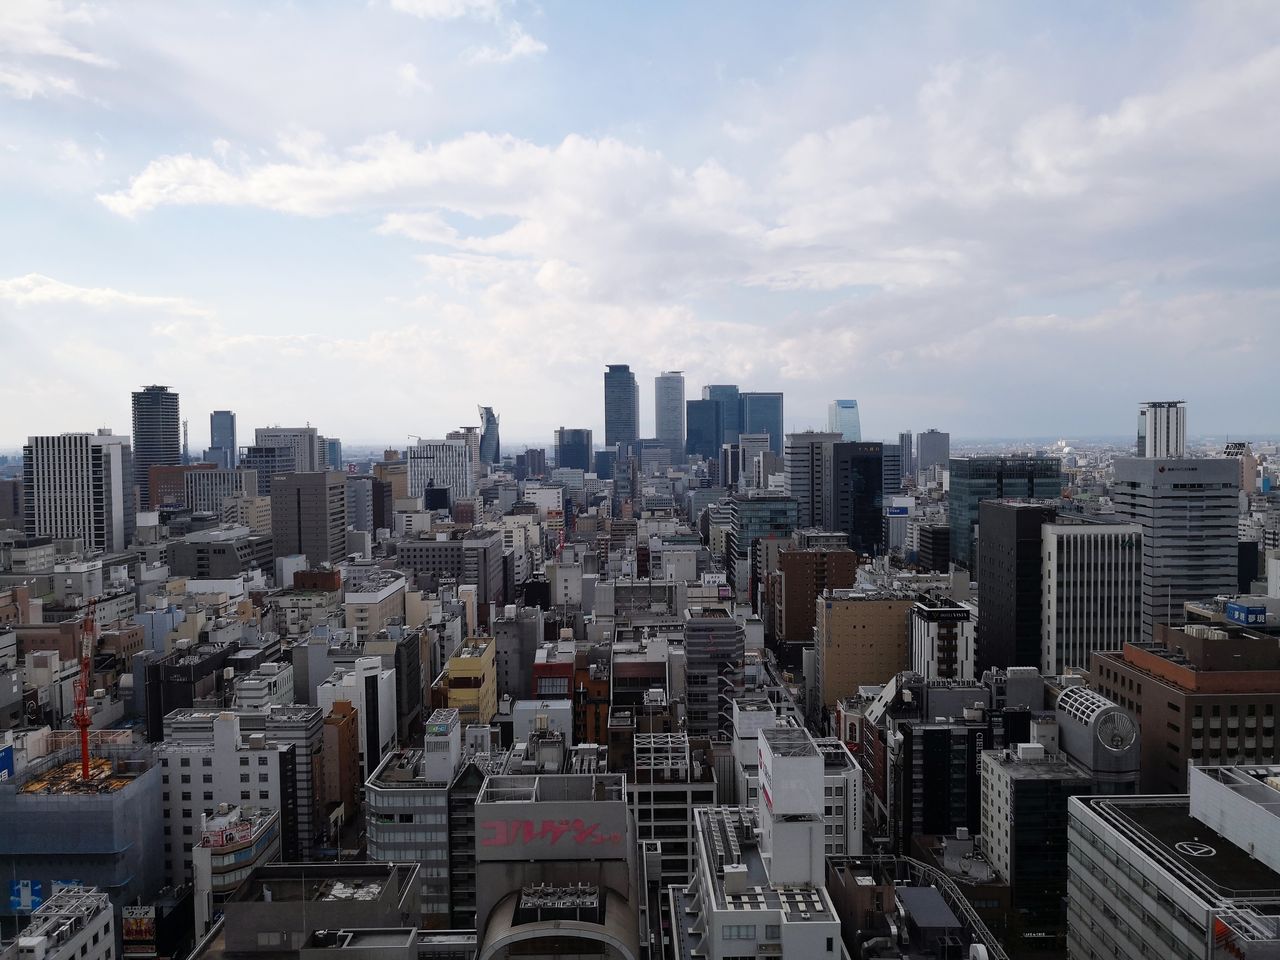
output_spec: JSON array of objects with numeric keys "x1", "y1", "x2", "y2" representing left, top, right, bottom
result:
[{"x1": 2, "y1": 1, "x2": 1279, "y2": 452}]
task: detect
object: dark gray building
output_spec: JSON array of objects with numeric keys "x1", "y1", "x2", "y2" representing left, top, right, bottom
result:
[
  {"x1": 394, "y1": 530, "x2": 506, "y2": 626},
  {"x1": 1111, "y1": 457, "x2": 1239, "y2": 640},
  {"x1": 740, "y1": 391, "x2": 784, "y2": 456},
  {"x1": 976, "y1": 500, "x2": 1057, "y2": 673},
  {"x1": 949, "y1": 455, "x2": 1063, "y2": 570},
  {"x1": 168, "y1": 527, "x2": 274, "y2": 580},
  {"x1": 240, "y1": 446, "x2": 297, "y2": 494},
  {"x1": 604, "y1": 364, "x2": 639, "y2": 447},
  {"x1": 916, "y1": 428, "x2": 950, "y2": 476},
  {"x1": 683, "y1": 605, "x2": 745, "y2": 738},
  {"x1": 209, "y1": 409, "x2": 237, "y2": 469},
  {"x1": 684, "y1": 399, "x2": 723, "y2": 461},
  {"x1": 702, "y1": 384, "x2": 741, "y2": 446},
  {"x1": 478, "y1": 405, "x2": 500, "y2": 464},
  {"x1": 554, "y1": 427, "x2": 592, "y2": 471},
  {"x1": 821, "y1": 441, "x2": 884, "y2": 555},
  {"x1": 132, "y1": 384, "x2": 181, "y2": 508},
  {"x1": 270, "y1": 471, "x2": 347, "y2": 567}
]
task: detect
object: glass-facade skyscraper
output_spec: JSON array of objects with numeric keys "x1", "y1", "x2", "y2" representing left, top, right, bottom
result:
[
  {"x1": 478, "y1": 405, "x2": 500, "y2": 464},
  {"x1": 702, "y1": 384, "x2": 740, "y2": 445},
  {"x1": 654, "y1": 371, "x2": 685, "y2": 457},
  {"x1": 948, "y1": 455, "x2": 1064, "y2": 570},
  {"x1": 740, "y1": 391, "x2": 784, "y2": 456},
  {"x1": 828, "y1": 399, "x2": 861, "y2": 441},
  {"x1": 603, "y1": 364, "x2": 639, "y2": 446},
  {"x1": 209, "y1": 409, "x2": 236, "y2": 469},
  {"x1": 685, "y1": 399, "x2": 723, "y2": 461},
  {"x1": 555, "y1": 427, "x2": 593, "y2": 471}
]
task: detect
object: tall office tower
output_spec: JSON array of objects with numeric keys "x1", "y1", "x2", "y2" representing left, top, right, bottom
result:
[
  {"x1": 603, "y1": 363, "x2": 639, "y2": 446},
  {"x1": 254, "y1": 426, "x2": 322, "y2": 473},
  {"x1": 209, "y1": 410, "x2": 237, "y2": 469},
  {"x1": 1136, "y1": 400, "x2": 1187, "y2": 458},
  {"x1": 784, "y1": 431, "x2": 842, "y2": 528},
  {"x1": 23, "y1": 431, "x2": 135, "y2": 552},
  {"x1": 828, "y1": 399, "x2": 861, "y2": 441},
  {"x1": 740, "y1": 391, "x2": 784, "y2": 456},
  {"x1": 949, "y1": 455, "x2": 1064, "y2": 570},
  {"x1": 1042, "y1": 520, "x2": 1142, "y2": 675},
  {"x1": 324, "y1": 437, "x2": 343, "y2": 471},
  {"x1": 703, "y1": 384, "x2": 741, "y2": 445},
  {"x1": 684, "y1": 399, "x2": 723, "y2": 461},
  {"x1": 1112, "y1": 457, "x2": 1238, "y2": 639},
  {"x1": 445, "y1": 426, "x2": 481, "y2": 479},
  {"x1": 821, "y1": 441, "x2": 884, "y2": 554},
  {"x1": 554, "y1": 427, "x2": 593, "y2": 471},
  {"x1": 477, "y1": 405, "x2": 500, "y2": 464},
  {"x1": 898, "y1": 430, "x2": 914, "y2": 478},
  {"x1": 977, "y1": 501, "x2": 1058, "y2": 673},
  {"x1": 736, "y1": 433, "x2": 771, "y2": 490},
  {"x1": 683, "y1": 604, "x2": 745, "y2": 738},
  {"x1": 270, "y1": 471, "x2": 347, "y2": 566},
  {"x1": 881, "y1": 442, "x2": 903, "y2": 495},
  {"x1": 726, "y1": 492, "x2": 799, "y2": 602},
  {"x1": 239, "y1": 446, "x2": 296, "y2": 494},
  {"x1": 132, "y1": 384, "x2": 181, "y2": 508},
  {"x1": 407, "y1": 439, "x2": 473, "y2": 502},
  {"x1": 654, "y1": 371, "x2": 685, "y2": 457},
  {"x1": 916, "y1": 428, "x2": 951, "y2": 476}
]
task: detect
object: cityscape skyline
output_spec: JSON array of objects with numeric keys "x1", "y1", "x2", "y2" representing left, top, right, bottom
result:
[{"x1": 3, "y1": 3, "x2": 1280, "y2": 447}]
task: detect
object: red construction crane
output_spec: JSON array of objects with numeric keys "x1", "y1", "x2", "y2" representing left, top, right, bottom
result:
[{"x1": 73, "y1": 598, "x2": 97, "y2": 780}]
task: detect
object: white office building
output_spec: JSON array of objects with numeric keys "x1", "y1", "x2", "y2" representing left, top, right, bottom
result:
[
  {"x1": 23, "y1": 431, "x2": 134, "y2": 552},
  {"x1": 254, "y1": 426, "x2": 323, "y2": 472},
  {"x1": 17, "y1": 887, "x2": 114, "y2": 960},
  {"x1": 185, "y1": 468, "x2": 257, "y2": 513},
  {"x1": 1136, "y1": 400, "x2": 1187, "y2": 458},
  {"x1": 408, "y1": 439, "x2": 473, "y2": 503},
  {"x1": 317, "y1": 656, "x2": 397, "y2": 777}
]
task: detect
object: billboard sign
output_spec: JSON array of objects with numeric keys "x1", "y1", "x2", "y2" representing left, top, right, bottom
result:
[
  {"x1": 886, "y1": 506, "x2": 910, "y2": 517},
  {"x1": 1226, "y1": 603, "x2": 1267, "y2": 627},
  {"x1": 122, "y1": 905, "x2": 156, "y2": 948},
  {"x1": 9, "y1": 880, "x2": 43, "y2": 913},
  {"x1": 0, "y1": 744, "x2": 13, "y2": 782},
  {"x1": 475, "y1": 803, "x2": 628, "y2": 861}
]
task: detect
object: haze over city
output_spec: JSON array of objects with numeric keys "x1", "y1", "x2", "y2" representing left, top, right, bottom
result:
[{"x1": 3, "y1": 1, "x2": 1280, "y2": 449}]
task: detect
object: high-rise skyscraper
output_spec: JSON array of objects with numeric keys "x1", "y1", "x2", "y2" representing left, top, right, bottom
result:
[
  {"x1": 1112, "y1": 457, "x2": 1238, "y2": 639},
  {"x1": 684, "y1": 399, "x2": 723, "y2": 461},
  {"x1": 898, "y1": 430, "x2": 914, "y2": 478},
  {"x1": 977, "y1": 501, "x2": 1058, "y2": 673},
  {"x1": 132, "y1": 384, "x2": 181, "y2": 509},
  {"x1": 821, "y1": 441, "x2": 884, "y2": 554},
  {"x1": 702, "y1": 384, "x2": 741, "y2": 446},
  {"x1": 270, "y1": 471, "x2": 348, "y2": 566},
  {"x1": 740, "y1": 391, "x2": 784, "y2": 456},
  {"x1": 23, "y1": 430, "x2": 135, "y2": 552},
  {"x1": 554, "y1": 427, "x2": 593, "y2": 472},
  {"x1": 881, "y1": 442, "x2": 903, "y2": 495},
  {"x1": 603, "y1": 364, "x2": 639, "y2": 446},
  {"x1": 654, "y1": 371, "x2": 685, "y2": 458},
  {"x1": 949, "y1": 456, "x2": 1064, "y2": 570},
  {"x1": 1135, "y1": 400, "x2": 1186, "y2": 458},
  {"x1": 408, "y1": 439, "x2": 474, "y2": 503},
  {"x1": 828, "y1": 399, "x2": 861, "y2": 441},
  {"x1": 478, "y1": 406, "x2": 500, "y2": 464},
  {"x1": 916, "y1": 428, "x2": 950, "y2": 476},
  {"x1": 784, "y1": 431, "x2": 842, "y2": 528},
  {"x1": 209, "y1": 410, "x2": 237, "y2": 469},
  {"x1": 254, "y1": 426, "x2": 322, "y2": 473}
]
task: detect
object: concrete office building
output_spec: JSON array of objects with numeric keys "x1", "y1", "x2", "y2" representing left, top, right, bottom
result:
[
  {"x1": 821, "y1": 440, "x2": 884, "y2": 554},
  {"x1": 703, "y1": 384, "x2": 741, "y2": 446},
  {"x1": 444, "y1": 427, "x2": 481, "y2": 482},
  {"x1": 394, "y1": 530, "x2": 505, "y2": 622},
  {"x1": 317, "y1": 657, "x2": 396, "y2": 779},
  {"x1": 478, "y1": 406, "x2": 500, "y2": 464},
  {"x1": 977, "y1": 500, "x2": 1057, "y2": 673},
  {"x1": 345, "y1": 475, "x2": 373, "y2": 533},
  {"x1": 164, "y1": 705, "x2": 327, "y2": 860},
  {"x1": 814, "y1": 588, "x2": 914, "y2": 710},
  {"x1": 192, "y1": 804, "x2": 282, "y2": 937},
  {"x1": 208, "y1": 410, "x2": 237, "y2": 470},
  {"x1": 1091, "y1": 622, "x2": 1280, "y2": 792},
  {"x1": 773, "y1": 541, "x2": 858, "y2": 645},
  {"x1": 408, "y1": 440, "x2": 472, "y2": 503},
  {"x1": 949, "y1": 455, "x2": 1063, "y2": 570},
  {"x1": 916, "y1": 428, "x2": 950, "y2": 476},
  {"x1": 1112, "y1": 456, "x2": 1238, "y2": 640},
  {"x1": 553, "y1": 427, "x2": 593, "y2": 472},
  {"x1": 604, "y1": 364, "x2": 640, "y2": 447},
  {"x1": 724, "y1": 492, "x2": 798, "y2": 603},
  {"x1": 683, "y1": 605, "x2": 745, "y2": 739},
  {"x1": 881, "y1": 442, "x2": 902, "y2": 497},
  {"x1": 910, "y1": 596, "x2": 977, "y2": 680},
  {"x1": 622, "y1": 733, "x2": 717, "y2": 888},
  {"x1": 154, "y1": 712, "x2": 294, "y2": 887},
  {"x1": 784, "y1": 431, "x2": 842, "y2": 529},
  {"x1": 23, "y1": 431, "x2": 135, "y2": 553},
  {"x1": 828, "y1": 399, "x2": 861, "y2": 441},
  {"x1": 1136, "y1": 399, "x2": 1187, "y2": 458},
  {"x1": 898, "y1": 430, "x2": 914, "y2": 478},
  {"x1": 132, "y1": 385, "x2": 181, "y2": 508},
  {"x1": 438, "y1": 639, "x2": 497, "y2": 727},
  {"x1": 270, "y1": 471, "x2": 347, "y2": 567},
  {"x1": 324, "y1": 438, "x2": 343, "y2": 471},
  {"x1": 1067, "y1": 764, "x2": 1280, "y2": 960},
  {"x1": 254, "y1": 427, "x2": 322, "y2": 473},
  {"x1": 740, "y1": 391, "x2": 784, "y2": 456},
  {"x1": 185, "y1": 467, "x2": 257, "y2": 512},
  {"x1": 655, "y1": 371, "x2": 686, "y2": 459},
  {"x1": 223, "y1": 494, "x2": 272, "y2": 535},
  {"x1": 1042, "y1": 520, "x2": 1143, "y2": 675},
  {"x1": 15, "y1": 886, "x2": 113, "y2": 960},
  {"x1": 735, "y1": 433, "x2": 771, "y2": 490},
  {"x1": 684, "y1": 400, "x2": 723, "y2": 461},
  {"x1": 342, "y1": 571, "x2": 406, "y2": 637},
  {"x1": 168, "y1": 525, "x2": 273, "y2": 580},
  {"x1": 238, "y1": 446, "x2": 296, "y2": 494}
]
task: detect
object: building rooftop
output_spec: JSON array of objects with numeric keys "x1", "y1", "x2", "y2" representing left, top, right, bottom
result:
[
  {"x1": 18, "y1": 757, "x2": 138, "y2": 795},
  {"x1": 761, "y1": 726, "x2": 819, "y2": 758}
]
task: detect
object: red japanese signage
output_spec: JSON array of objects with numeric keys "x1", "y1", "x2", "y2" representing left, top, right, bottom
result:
[{"x1": 480, "y1": 818, "x2": 623, "y2": 849}]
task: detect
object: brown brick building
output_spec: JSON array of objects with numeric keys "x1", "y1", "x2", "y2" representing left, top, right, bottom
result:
[
  {"x1": 773, "y1": 545, "x2": 858, "y2": 644},
  {"x1": 1090, "y1": 623, "x2": 1280, "y2": 793}
]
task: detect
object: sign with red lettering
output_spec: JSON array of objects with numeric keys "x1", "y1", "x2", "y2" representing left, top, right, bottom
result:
[{"x1": 480, "y1": 818, "x2": 623, "y2": 849}]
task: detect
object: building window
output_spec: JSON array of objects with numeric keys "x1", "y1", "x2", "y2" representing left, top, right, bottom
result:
[
  {"x1": 723, "y1": 925, "x2": 756, "y2": 940},
  {"x1": 241, "y1": 773, "x2": 250, "y2": 783}
]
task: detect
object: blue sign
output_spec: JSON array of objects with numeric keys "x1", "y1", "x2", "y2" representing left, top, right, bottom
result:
[
  {"x1": 1227, "y1": 603, "x2": 1267, "y2": 627},
  {"x1": 9, "y1": 880, "x2": 44, "y2": 912},
  {"x1": 886, "y1": 506, "x2": 909, "y2": 517},
  {"x1": 0, "y1": 744, "x2": 13, "y2": 782}
]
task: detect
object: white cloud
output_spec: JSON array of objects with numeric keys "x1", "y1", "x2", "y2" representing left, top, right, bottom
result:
[
  {"x1": 463, "y1": 23, "x2": 547, "y2": 64},
  {"x1": 0, "y1": 0, "x2": 115, "y2": 100},
  {"x1": 388, "y1": 0, "x2": 505, "y2": 21},
  {"x1": 395, "y1": 62, "x2": 433, "y2": 94},
  {"x1": 0, "y1": 274, "x2": 211, "y2": 317}
]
